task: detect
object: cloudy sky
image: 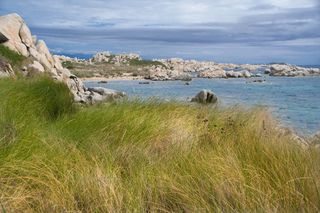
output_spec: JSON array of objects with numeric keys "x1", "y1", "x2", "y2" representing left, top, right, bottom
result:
[{"x1": 0, "y1": 0, "x2": 319, "y2": 64}]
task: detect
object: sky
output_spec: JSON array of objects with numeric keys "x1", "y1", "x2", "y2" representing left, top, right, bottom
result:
[{"x1": 0, "y1": 0, "x2": 319, "y2": 64}]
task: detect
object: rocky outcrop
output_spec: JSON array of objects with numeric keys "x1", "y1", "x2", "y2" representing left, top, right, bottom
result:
[
  {"x1": 147, "y1": 65, "x2": 192, "y2": 81},
  {"x1": 58, "y1": 52, "x2": 320, "y2": 81},
  {"x1": 226, "y1": 70, "x2": 251, "y2": 78},
  {"x1": 56, "y1": 55, "x2": 86, "y2": 64},
  {"x1": 191, "y1": 90, "x2": 218, "y2": 104},
  {"x1": 0, "y1": 13, "x2": 125, "y2": 104},
  {"x1": 155, "y1": 58, "x2": 258, "y2": 79},
  {"x1": 91, "y1": 51, "x2": 141, "y2": 64},
  {"x1": 154, "y1": 59, "x2": 320, "y2": 79},
  {"x1": 91, "y1": 51, "x2": 112, "y2": 63},
  {"x1": 0, "y1": 14, "x2": 30, "y2": 57},
  {"x1": 268, "y1": 64, "x2": 320, "y2": 77},
  {"x1": 198, "y1": 69, "x2": 226, "y2": 78}
]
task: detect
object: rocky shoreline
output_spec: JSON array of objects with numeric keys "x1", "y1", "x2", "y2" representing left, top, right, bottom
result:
[{"x1": 59, "y1": 52, "x2": 320, "y2": 81}]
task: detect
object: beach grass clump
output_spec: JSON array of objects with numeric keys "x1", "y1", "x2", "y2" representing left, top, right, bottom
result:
[
  {"x1": 0, "y1": 77, "x2": 319, "y2": 212},
  {"x1": 0, "y1": 44, "x2": 25, "y2": 68}
]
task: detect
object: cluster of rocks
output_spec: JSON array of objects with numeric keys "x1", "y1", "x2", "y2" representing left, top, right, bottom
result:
[
  {"x1": 198, "y1": 69, "x2": 252, "y2": 78},
  {"x1": 266, "y1": 64, "x2": 320, "y2": 77},
  {"x1": 156, "y1": 58, "x2": 217, "y2": 73},
  {"x1": 154, "y1": 58, "x2": 260, "y2": 79},
  {"x1": 55, "y1": 53, "x2": 320, "y2": 82},
  {"x1": 91, "y1": 51, "x2": 141, "y2": 65},
  {"x1": 0, "y1": 13, "x2": 125, "y2": 104},
  {"x1": 146, "y1": 65, "x2": 192, "y2": 81},
  {"x1": 152, "y1": 58, "x2": 320, "y2": 80},
  {"x1": 55, "y1": 55, "x2": 86, "y2": 63}
]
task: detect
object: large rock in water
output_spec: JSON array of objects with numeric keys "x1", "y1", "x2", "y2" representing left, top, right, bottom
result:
[
  {"x1": 191, "y1": 90, "x2": 218, "y2": 104},
  {"x1": 87, "y1": 87, "x2": 126, "y2": 104},
  {"x1": 0, "y1": 13, "x2": 125, "y2": 104}
]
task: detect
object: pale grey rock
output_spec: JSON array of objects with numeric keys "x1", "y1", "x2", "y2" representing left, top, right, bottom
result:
[
  {"x1": 87, "y1": 87, "x2": 126, "y2": 104},
  {"x1": 0, "y1": 13, "x2": 29, "y2": 57},
  {"x1": 53, "y1": 55, "x2": 64, "y2": 70},
  {"x1": 155, "y1": 59, "x2": 255, "y2": 79},
  {"x1": 148, "y1": 64, "x2": 192, "y2": 81},
  {"x1": 92, "y1": 51, "x2": 112, "y2": 62},
  {"x1": 240, "y1": 64, "x2": 262, "y2": 71},
  {"x1": 91, "y1": 51, "x2": 141, "y2": 64},
  {"x1": 28, "y1": 61, "x2": 45, "y2": 73},
  {"x1": 29, "y1": 47, "x2": 51, "y2": 69},
  {"x1": 19, "y1": 23, "x2": 34, "y2": 48},
  {"x1": 191, "y1": 90, "x2": 218, "y2": 104},
  {"x1": 226, "y1": 71, "x2": 242, "y2": 78},
  {"x1": 32, "y1": 35, "x2": 37, "y2": 45},
  {"x1": 198, "y1": 69, "x2": 226, "y2": 78},
  {"x1": 268, "y1": 64, "x2": 320, "y2": 77},
  {"x1": 36, "y1": 40, "x2": 54, "y2": 66},
  {"x1": 242, "y1": 70, "x2": 251, "y2": 78}
]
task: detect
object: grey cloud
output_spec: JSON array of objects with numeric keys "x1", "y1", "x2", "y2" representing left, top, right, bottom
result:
[{"x1": 1, "y1": 0, "x2": 319, "y2": 64}]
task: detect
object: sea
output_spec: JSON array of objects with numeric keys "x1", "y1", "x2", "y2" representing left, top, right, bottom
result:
[{"x1": 85, "y1": 69, "x2": 320, "y2": 135}]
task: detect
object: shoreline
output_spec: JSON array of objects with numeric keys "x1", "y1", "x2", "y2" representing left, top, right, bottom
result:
[
  {"x1": 81, "y1": 76, "x2": 145, "y2": 82},
  {"x1": 81, "y1": 75, "x2": 320, "y2": 82}
]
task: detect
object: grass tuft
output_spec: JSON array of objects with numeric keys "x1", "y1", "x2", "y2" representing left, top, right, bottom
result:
[{"x1": 0, "y1": 45, "x2": 25, "y2": 67}]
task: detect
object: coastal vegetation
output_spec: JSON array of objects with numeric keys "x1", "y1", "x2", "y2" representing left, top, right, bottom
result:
[
  {"x1": 65, "y1": 60, "x2": 151, "y2": 78},
  {"x1": 0, "y1": 45, "x2": 26, "y2": 71},
  {"x1": 129, "y1": 58, "x2": 167, "y2": 67},
  {"x1": 0, "y1": 76, "x2": 320, "y2": 212},
  {"x1": 62, "y1": 58, "x2": 167, "y2": 79}
]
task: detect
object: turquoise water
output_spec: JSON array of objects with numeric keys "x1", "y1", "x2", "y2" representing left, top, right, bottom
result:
[{"x1": 85, "y1": 77, "x2": 320, "y2": 135}]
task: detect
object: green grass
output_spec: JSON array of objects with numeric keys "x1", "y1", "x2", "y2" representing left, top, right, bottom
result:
[
  {"x1": 129, "y1": 59, "x2": 167, "y2": 67},
  {"x1": 0, "y1": 77, "x2": 319, "y2": 212},
  {"x1": 0, "y1": 45, "x2": 25, "y2": 67},
  {"x1": 61, "y1": 61, "x2": 75, "y2": 69}
]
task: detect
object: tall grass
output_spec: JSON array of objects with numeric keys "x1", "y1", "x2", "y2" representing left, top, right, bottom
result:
[
  {"x1": 0, "y1": 77, "x2": 319, "y2": 212},
  {"x1": 0, "y1": 45, "x2": 25, "y2": 68}
]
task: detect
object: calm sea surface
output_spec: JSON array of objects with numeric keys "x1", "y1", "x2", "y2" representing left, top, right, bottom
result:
[{"x1": 85, "y1": 76, "x2": 320, "y2": 135}]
